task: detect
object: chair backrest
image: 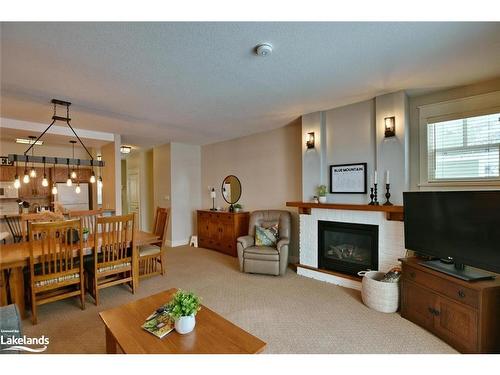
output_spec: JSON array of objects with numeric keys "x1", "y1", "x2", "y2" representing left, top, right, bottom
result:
[
  {"x1": 4, "y1": 215, "x2": 23, "y2": 243},
  {"x1": 94, "y1": 213, "x2": 135, "y2": 267},
  {"x1": 21, "y1": 212, "x2": 65, "y2": 241},
  {"x1": 68, "y1": 209, "x2": 103, "y2": 234},
  {"x1": 152, "y1": 207, "x2": 170, "y2": 245},
  {"x1": 248, "y1": 210, "x2": 291, "y2": 239},
  {"x1": 29, "y1": 219, "x2": 83, "y2": 280}
]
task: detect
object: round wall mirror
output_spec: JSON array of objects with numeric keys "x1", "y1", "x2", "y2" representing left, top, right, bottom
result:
[{"x1": 222, "y1": 175, "x2": 242, "y2": 208}]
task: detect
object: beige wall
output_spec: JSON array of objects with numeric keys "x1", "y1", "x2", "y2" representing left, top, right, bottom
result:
[
  {"x1": 171, "y1": 142, "x2": 201, "y2": 246},
  {"x1": 201, "y1": 119, "x2": 302, "y2": 260},
  {"x1": 408, "y1": 77, "x2": 500, "y2": 190}
]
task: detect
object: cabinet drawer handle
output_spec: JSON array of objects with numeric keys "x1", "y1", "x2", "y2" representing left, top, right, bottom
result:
[
  {"x1": 434, "y1": 309, "x2": 440, "y2": 316},
  {"x1": 457, "y1": 290, "x2": 466, "y2": 298},
  {"x1": 428, "y1": 307, "x2": 434, "y2": 315},
  {"x1": 409, "y1": 272, "x2": 416, "y2": 279}
]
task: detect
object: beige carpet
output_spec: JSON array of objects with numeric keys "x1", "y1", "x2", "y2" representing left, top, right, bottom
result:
[{"x1": 23, "y1": 246, "x2": 456, "y2": 354}]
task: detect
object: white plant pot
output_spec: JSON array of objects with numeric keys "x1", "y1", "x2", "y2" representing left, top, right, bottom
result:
[
  {"x1": 318, "y1": 196, "x2": 327, "y2": 204},
  {"x1": 82, "y1": 232, "x2": 89, "y2": 242},
  {"x1": 174, "y1": 315, "x2": 196, "y2": 334}
]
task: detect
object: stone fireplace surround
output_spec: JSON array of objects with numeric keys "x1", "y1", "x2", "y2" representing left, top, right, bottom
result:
[{"x1": 298, "y1": 208, "x2": 406, "y2": 290}]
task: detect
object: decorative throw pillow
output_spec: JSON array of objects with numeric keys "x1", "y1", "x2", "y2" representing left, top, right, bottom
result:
[{"x1": 255, "y1": 224, "x2": 279, "y2": 247}]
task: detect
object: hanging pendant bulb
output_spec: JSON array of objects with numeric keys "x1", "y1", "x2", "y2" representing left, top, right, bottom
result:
[
  {"x1": 14, "y1": 175, "x2": 21, "y2": 189},
  {"x1": 40, "y1": 157, "x2": 48, "y2": 187},
  {"x1": 23, "y1": 170, "x2": 30, "y2": 183},
  {"x1": 13, "y1": 156, "x2": 21, "y2": 189},
  {"x1": 52, "y1": 183, "x2": 58, "y2": 195},
  {"x1": 66, "y1": 158, "x2": 72, "y2": 186},
  {"x1": 29, "y1": 136, "x2": 37, "y2": 177},
  {"x1": 75, "y1": 184, "x2": 81, "y2": 194},
  {"x1": 90, "y1": 160, "x2": 96, "y2": 183},
  {"x1": 71, "y1": 170, "x2": 77, "y2": 179},
  {"x1": 23, "y1": 158, "x2": 30, "y2": 183}
]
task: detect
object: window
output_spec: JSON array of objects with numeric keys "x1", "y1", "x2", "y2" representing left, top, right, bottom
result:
[{"x1": 427, "y1": 113, "x2": 500, "y2": 182}]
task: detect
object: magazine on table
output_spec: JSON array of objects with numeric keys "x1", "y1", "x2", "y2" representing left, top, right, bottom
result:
[{"x1": 141, "y1": 307, "x2": 174, "y2": 339}]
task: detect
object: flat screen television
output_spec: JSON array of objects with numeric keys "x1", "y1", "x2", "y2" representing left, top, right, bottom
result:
[{"x1": 403, "y1": 190, "x2": 500, "y2": 280}]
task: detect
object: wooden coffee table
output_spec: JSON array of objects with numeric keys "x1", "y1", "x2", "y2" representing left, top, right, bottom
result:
[{"x1": 99, "y1": 288, "x2": 266, "y2": 354}]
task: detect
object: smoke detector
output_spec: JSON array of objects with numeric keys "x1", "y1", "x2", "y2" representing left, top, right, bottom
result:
[{"x1": 255, "y1": 43, "x2": 273, "y2": 57}]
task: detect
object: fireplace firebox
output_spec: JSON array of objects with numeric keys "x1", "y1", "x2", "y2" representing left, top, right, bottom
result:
[{"x1": 318, "y1": 220, "x2": 378, "y2": 276}]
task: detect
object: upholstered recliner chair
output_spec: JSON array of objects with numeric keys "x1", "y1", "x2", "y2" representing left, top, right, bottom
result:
[{"x1": 237, "y1": 210, "x2": 291, "y2": 276}]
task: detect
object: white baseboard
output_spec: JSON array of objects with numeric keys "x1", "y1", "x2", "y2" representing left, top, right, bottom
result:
[{"x1": 166, "y1": 239, "x2": 190, "y2": 247}]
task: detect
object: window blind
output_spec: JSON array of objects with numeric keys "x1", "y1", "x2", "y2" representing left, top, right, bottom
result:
[{"x1": 427, "y1": 112, "x2": 500, "y2": 181}]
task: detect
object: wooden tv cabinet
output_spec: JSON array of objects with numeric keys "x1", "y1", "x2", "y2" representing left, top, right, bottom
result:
[
  {"x1": 197, "y1": 210, "x2": 249, "y2": 257},
  {"x1": 400, "y1": 257, "x2": 500, "y2": 353}
]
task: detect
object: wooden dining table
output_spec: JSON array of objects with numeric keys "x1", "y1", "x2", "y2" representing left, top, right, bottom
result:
[{"x1": 0, "y1": 230, "x2": 159, "y2": 318}]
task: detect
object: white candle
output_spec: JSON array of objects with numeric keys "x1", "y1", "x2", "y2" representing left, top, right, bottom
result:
[
  {"x1": 386, "y1": 170, "x2": 390, "y2": 184},
  {"x1": 374, "y1": 170, "x2": 378, "y2": 184},
  {"x1": 210, "y1": 189, "x2": 216, "y2": 199}
]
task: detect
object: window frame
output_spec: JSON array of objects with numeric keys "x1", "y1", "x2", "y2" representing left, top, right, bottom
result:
[{"x1": 418, "y1": 91, "x2": 500, "y2": 188}]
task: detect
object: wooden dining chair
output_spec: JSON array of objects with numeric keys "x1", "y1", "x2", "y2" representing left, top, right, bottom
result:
[
  {"x1": 21, "y1": 212, "x2": 65, "y2": 241},
  {"x1": 138, "y1": 207, "x2": 170, "y2": 279},
  {"x1": 28, "y1": 219, "x2": 85, "y2": 325},
  {"x1": 85, "y1": 213, "x2": 136, "y2": 305},
  {"x1": 4, "y1": 215, "x2": 23, "y2": 243},
  {"x1": 68, "y1": 209, "x2": 103, "y2": 234}
]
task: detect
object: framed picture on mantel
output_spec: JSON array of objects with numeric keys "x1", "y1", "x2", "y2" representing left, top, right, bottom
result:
[{"x1": 330, "y1": 162, "x2": 367, "y2": 194}]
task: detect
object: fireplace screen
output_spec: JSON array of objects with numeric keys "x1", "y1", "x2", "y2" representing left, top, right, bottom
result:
[{"x1": 318, "y1": 221, "x2": 378, "y2": 275}]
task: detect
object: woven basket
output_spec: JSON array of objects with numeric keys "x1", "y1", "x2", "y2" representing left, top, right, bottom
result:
[{"x1": 359, "y1": 271, "x2": 400, "y2": 313}]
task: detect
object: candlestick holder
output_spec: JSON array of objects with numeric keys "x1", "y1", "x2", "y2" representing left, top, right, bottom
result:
[
  {"x1": 383, "y1": 183, "x2": 393, "y2": 206},
  {"x1": 368, "y1": 187, "x2": 375, "y2": 205},
  {"x1": 373, "y1": 183, "x2": 379, "y2": 205}
]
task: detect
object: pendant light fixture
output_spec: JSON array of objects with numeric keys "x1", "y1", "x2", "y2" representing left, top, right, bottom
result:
[
  {"x1": 8, "y1": 99, "x2": 105, "y2": 190},
  {"x1": 89, "y1": 159, "x2": 96, "y2": 184},
  {"x1": 70, "y1": 140, "x2": 77, "y2": 179},
  {"x1": 13, "y1": 155, "x2": 21, "y2": 189},
  {"x1": 29, "y1": 136, "x2": 37, "y2": 178},
  {"x1": 66, "y1": 158, "x2": 72, "y2": 186},
  {"x1": 75, "y1": 160, "x2": 81, "y2": 194},
  {"x1": 97, "y1": 154, "x2": 103, "y2": 188},
  {"x1": 51, "y1": 159, "x2": 58, "y2": 195},
  {"x1": 23, "y1": 157, "x2": 30, "y2": 183},
  {"x1": 41, "y1": 156, "x2": 49, "y2": 187}
]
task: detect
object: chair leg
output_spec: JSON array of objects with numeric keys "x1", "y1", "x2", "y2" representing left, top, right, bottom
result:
[
  {"x1": 80, "y1": 276, "x2": 85, "y2": 310},
  {"x1": 31, "y1": 290, "x2": 37, "y2": 325},
  {"x1": 160, "y1": 252, "x2": 166, "y2": 276},
  {"x1": 93, "y1": 277, "x2": 99, "y2": 306}
]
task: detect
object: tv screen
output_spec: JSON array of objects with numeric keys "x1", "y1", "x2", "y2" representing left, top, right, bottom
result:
[{"x1": 403, "y1": 191, "x2": 500, "y2": 274}]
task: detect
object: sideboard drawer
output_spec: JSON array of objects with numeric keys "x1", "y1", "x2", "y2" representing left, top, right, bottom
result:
[{"x1": 402, "y1": 263, "x2": 479, "y2": 309}]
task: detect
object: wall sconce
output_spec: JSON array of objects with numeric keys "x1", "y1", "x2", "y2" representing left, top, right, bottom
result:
[
  {"x1": 306, "y1": 132, "x2": 315, "y2": 149},
  {"x1": 384, "y1": 116, "x2": 396, "y2": 138}
]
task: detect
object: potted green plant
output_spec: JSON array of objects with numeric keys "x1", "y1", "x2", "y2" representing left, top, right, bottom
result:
[
  {"x1": 233, "y1": 203, "x2": 243, "y2": 213},
  {"x1": 167, "y1": 290, "x2": 201, "y2": 334},
  {"x1": 317, "y1": 185, "x2": 327, "y2": 203},
  {"x1": 82, "y1": 227, "x2": 90, "y2": 242}
]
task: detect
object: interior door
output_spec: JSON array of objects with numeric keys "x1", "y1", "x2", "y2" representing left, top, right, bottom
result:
[{"x1": 127, "y1": 170, "x2": 140, "y2": 226}]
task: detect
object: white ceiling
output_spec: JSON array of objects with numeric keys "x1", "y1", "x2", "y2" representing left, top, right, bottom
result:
[{"x1": 1, "y1": 22, "x2": 500, "y2": 147}]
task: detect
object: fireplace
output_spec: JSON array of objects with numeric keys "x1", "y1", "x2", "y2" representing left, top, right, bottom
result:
[{"x1": 318, "y1": 220, "x2": 378, "y2": 276}]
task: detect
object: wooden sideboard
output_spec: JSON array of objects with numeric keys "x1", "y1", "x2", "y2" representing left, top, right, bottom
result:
[
  {"x1": 400, "y1": 257, "x2": 500, "y2": 353},
  {"x1": 197, "y1": 210, "x2": 249, "y2": 257}
]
